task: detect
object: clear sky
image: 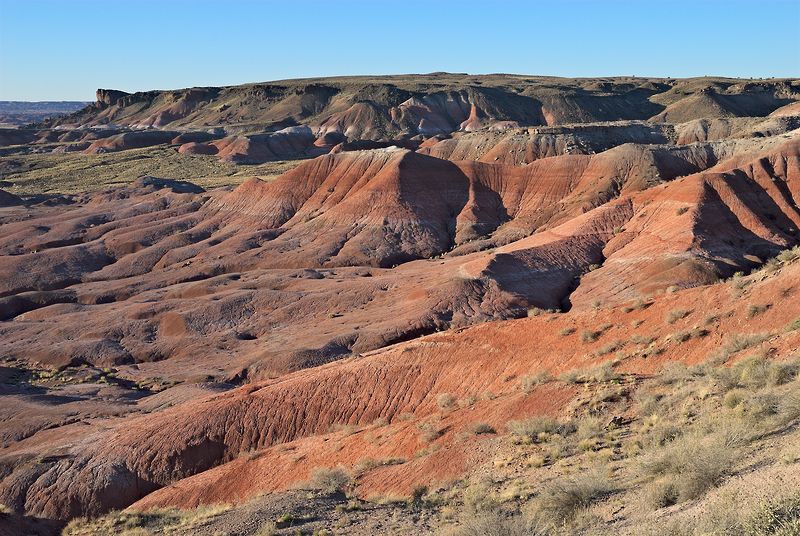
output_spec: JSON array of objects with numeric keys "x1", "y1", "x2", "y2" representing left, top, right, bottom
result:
[{"x1": 1, "y1": 0, "x2": 798, "y2": 101}]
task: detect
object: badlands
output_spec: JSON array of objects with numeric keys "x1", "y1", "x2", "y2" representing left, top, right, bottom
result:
[{"x1": 0, "y1": 74, "x2": 799, "y2": 535}]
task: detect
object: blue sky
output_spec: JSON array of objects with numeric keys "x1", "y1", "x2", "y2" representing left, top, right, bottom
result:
[{"x1": 1, "y1": 0, "x2": 798, "y2": 101}]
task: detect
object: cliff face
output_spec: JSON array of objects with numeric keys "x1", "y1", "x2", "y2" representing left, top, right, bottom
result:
[{"x1": 95, "y1": 88, "x2": 130, "y2": 106}]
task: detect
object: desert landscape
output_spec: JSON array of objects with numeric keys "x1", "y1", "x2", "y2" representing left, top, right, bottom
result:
[{"x1": 0, "y1": 71, "x2": 798, "y2": 535}]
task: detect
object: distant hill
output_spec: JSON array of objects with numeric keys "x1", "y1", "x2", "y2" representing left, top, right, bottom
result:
[
  {"x1": 0, "y1": 101, "x2": 89, "y2": 127},
  {"x1": 49, "y1": 74, "x2": 800, "y2": 136}
]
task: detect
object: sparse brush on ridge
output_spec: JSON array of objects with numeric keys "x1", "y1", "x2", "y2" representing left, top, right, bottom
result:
[{"x1": 63, "y1": 505, "x2": 231, "y2": 535}]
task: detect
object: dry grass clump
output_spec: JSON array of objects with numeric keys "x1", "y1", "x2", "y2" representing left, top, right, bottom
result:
[
  {"x1": 520, "y1": 371, "x2": 553, "y2": 393},
  {"x1": 775, "y1": 246, "x2": 800, "y2": 264},
  {"x1": 352, "y1": 457, "x2": 405, "y2": 477},
  {"x1": 746, "y1": 303, "x2": 770, "y2": 318},
  {"x1": 471, "y1": 422, "x2": 497, "y2": 435},
  {"x1": 712, "y1": 356, "x2": 799, "y2": 391},
  {"x1": 530, "y1": 471, "x2": 612, "y2": 525},
  {"x1": 583, "y1": 362, "x2": 621, "y2": 383},
  {"x1": 310, "y1": 466, "x2": 351, "y2": 494},
  {"x1": 630, "y1": 333, "x2": 656, "y2": 346},
  {"x1": 639, "y1": 488, "x2": 800, "y2": 536},
  {"x1": 559, "y1": 327, "x2": 576, "y2": 336},
  {"x1": 437, "y1": 393, "x2": 456, "y2": 410},
  {"x1": 417, "y1": 419, "x2": 446, "y2": 442},
  {"x1": 581, "y1": 329, "x2": 602, "y2": 343},
  {"x1": 594, "y1": 339, "x2": 625, "y2": 357},
  {"x1": 640, "y1": 432, "x2": 737, "y2": 506},
  {"x1": 441, "y1": 511, "x2": 549, "y2": 536},
  {"x1": 622, "y1": 298, "x2": 650, "y2": 313},
  {"x1": 559, "y1": 362, "x2": 621, "y2": 384},
  {"x1": 745, "y1": 492, "x2": 800, "y2": 536},
  {"x1": 787, "y1": 317, "x2": 800, "y2": 332},
  {"x1": 708, "y1": 332, "x2": 771, "y2": 364},
  {"x1": 665, "y1": 309, "x2": 690, "y2": 324},
  {"x1": 507, "y1": 416, "x2": 575, "y2": 444},
  {"x1": 459, "y1": 395, "x2": 478, "y2": 408}
]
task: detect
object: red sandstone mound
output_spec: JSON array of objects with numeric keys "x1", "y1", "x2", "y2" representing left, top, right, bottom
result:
[
  {"x1": 770, "y1": 100, "x2": 800, "y2": 117},
  {"x1": 84, "y1": 130, "x2": 179, "y2": 154}
]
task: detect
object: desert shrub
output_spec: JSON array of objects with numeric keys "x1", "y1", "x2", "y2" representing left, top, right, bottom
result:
[
  {"x1": 787, "y1": 318, "x2": 800, "y2": 332},
  {"x1": 352, "y1": 457, "x2": 404, "y2": 477},
  {"x1": 778, "y1": 392, "x2": 800, "y2": 425},
  {"x1": 575, "y1": 416, "x2": 605, "y2": 451},
  {"x1": 666, "y1": 309, "x2": 690, "y2": 324},
  {"x1": 581, "y1": 329, "x2": 602, "y2": 343},
  {"x1": 723, "y1": 389, "x2": 747, "y2": 408},
  {"x1": 558, "y1": 369, "x2": 581, "y2": 384},
  {"x1": 459, "y1": 395, "x2": 478, "y2": 408},
  {"x1": 471, "y1": 423, "x2": 496, "y2": 435},
  {"x1": 507, "y1": 416, "x2": 574, "y2": 443},
  {"x1": 730, "y1": 272, "x2": 747, "y2": 288},
  {"x1": 676, "y1": 206, "x2": 690, "y2": 215},
  {"x1": 532, "y1": 471, "x2": 612, "y2": 524},
  {"x1": 643, "y1": 477, "x2": 680, "y2": 509},
  {"x1": 739, "y1": 391, "x2": 780, "y2": 422},
  {"x1": 631, "y1": 334, "x2": 656, "y2": 346},
  {"x1": 745, "y1": 492, "x2": 800, "y2": 536},
  {"x1": 442, "y1": 512, "x2": 549, "y2": 536},
  {"x1": 710, "y1": 333, "x2": 771, "y2": 364},
  {"x1": 635, "y1": 391, "x2": 664, "y2": 417},
  {"x1": 527, "y1": 307, "x2": 544, "y2": 318},
  {"x1": 559, "y1": 327, "x2": 576, "y2": 336},
  {"x1": 63, "y1": 505, "x2": 229, "y2": 535},
  {"x1": 583, "y1": 362, "x2": 621, "y2": 383},
  {"x1": 417, "y1": 420, "x2": 445, "y2": 442},
  {"x1": 520, "y1": 371, "x2": 553, "y2": 392},
  {"x1": 437, "y1": 393, "x2": 456, "y2": 409},
  {"x1": 776, "y1": 247, "x2": 800, "y2": 264},
  {"x1": 622, "y1": 298, "x2": 649, "y2": 313},
  {"x1": 747, "y1": 303, "x2": 770, "y2": 318},
  {"x1": 310, "y1": 466, "x2": 350, "y2": 494},
  {"x1": 639, "y1": 417, "x2": 683, "y2": 448},
  {"x1": 728, "y1": 333, "x2": 770, "y2": 353},
  {"x1": 594, "y1": 340, "x2": 625, "y2": 356},
  {"x1": 671, "y1": 331, "x2": 692, "y2": 344},
  {"x1": 771, "y1": 359, "x2": 800, "y2": 386},
  {"x1": 734, "y1": 356, "x2": 774, "y2": 389},
  {"x1": 640, "y1": 433, "x2": 736, "y2": 503}
]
